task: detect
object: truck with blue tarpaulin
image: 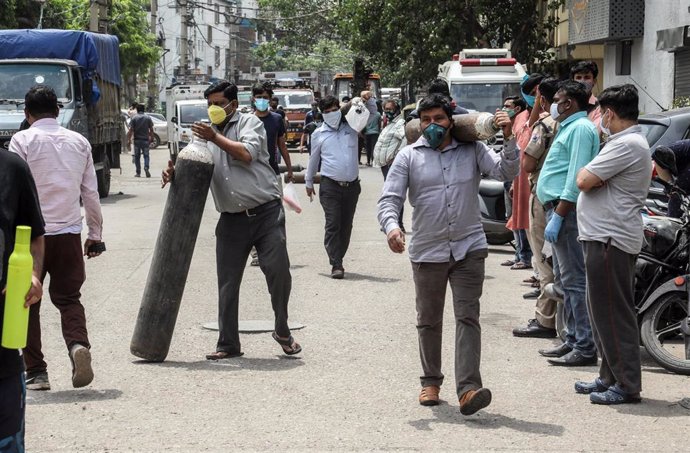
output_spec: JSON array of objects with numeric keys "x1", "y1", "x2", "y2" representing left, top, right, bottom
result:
[{"x1": 0, "y1": 29, "x2": 123, "y2": 197}]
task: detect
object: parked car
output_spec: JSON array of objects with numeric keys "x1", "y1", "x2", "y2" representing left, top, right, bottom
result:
[
  {"x1": 640, "y1": 107, "x2": 690, "y2": 205},
  {"x1": 640, "y1": 107, "x2": 690, "y2": 150},
  {"x1": 147, "y1": 112, "x2": 169, "y2": 148}
]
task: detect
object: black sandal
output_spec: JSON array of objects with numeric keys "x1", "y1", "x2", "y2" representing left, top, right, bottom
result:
[
  {"x1": 272, "y1": 332, "x2": 302, "y2": 355},
  {"x1": 206, "y1": 351, "x2": 244, "y2": 360}
]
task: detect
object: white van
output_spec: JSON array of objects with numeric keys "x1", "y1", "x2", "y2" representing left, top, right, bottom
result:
[{"x1": 165, "y1": 84, "x2": 209, "y2": 162}]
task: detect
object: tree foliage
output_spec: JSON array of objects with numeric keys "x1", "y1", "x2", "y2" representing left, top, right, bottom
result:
[
  {"x1": 257, "y1": 0, "x2": 564, "y2": 88},
  {"x1": 0, "y1": 0, "x2": 158, "y2": 80}
]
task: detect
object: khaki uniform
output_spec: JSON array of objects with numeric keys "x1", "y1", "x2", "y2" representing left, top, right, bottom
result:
[{"x1": 524, "y1": 115, "x2": 558, "y2": 328}]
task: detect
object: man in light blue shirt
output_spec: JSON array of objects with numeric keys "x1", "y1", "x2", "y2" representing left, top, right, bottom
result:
[
  {"x1": 305, "y1": 93, "x2": 376, "y2": 279},
  {"x1": 536, "y1": 80, "x2": 600, "y2": 366},
  {"x1": 377, "y1": 94, "x2": 518, "y2": 414}
]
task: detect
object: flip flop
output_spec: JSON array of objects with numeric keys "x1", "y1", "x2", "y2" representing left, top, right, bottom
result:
[
  {"x1": 501, "y1": 260, "x2": 516, "y2": 266},
  {"x1": 510, "y1": 262, "x2": 532, "y2": 270},
  {"x1": 272, "y1": 332, "x2": 302, "y2": 355},
  {"x1": 206, "y1": 351, "x2": 244, "y2": 360}
]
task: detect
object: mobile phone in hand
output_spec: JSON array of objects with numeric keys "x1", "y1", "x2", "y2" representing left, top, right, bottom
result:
[{"x1": 87, "y1": 242, "x2": 106, "y2": 254}]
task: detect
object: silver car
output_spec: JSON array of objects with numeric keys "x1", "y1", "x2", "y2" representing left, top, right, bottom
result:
[{"x1": 147, "y1": 113, "x2": 169, "y2": 148}]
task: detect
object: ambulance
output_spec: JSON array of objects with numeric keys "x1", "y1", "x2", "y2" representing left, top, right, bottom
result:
[{"x1": 437, "y1": 48, "x2": 527, "y2": 114}]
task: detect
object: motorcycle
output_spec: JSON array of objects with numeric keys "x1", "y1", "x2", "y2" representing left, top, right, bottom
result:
[
  {"x1": 479, "y1": 177, "x2": 514, "y2": 245},
  {"x1": 553, "y1": 147, "x2": 690, "y2": 375}
]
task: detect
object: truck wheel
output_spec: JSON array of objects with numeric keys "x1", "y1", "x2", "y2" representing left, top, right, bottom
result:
[
  {"x1": 97, "y1": 155, "x2": 111, "y2": 198},
  {"x1": 640, "y1": 291, "x2": 690, "y2": 375},
  {"x1": 153, "y1": 134, "x2": 161, "y2": 149}
]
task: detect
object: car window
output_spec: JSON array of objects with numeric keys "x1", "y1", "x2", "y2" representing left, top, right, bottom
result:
[{"x1": 639, "y1": 123, "x2": 668, "y2": 147}]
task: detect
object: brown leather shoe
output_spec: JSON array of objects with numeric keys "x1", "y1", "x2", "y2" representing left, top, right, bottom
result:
[
  {"x1": 459, "y1": 388, "x2": 492, "y2": 415},
  {"x1": 419, "y1": 385, "x2": 440, "y2": 406}
]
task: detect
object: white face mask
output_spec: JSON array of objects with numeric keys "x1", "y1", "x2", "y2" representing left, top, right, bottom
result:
[
  {"x1": 600, "y1": 109, "x2": 611, "y2": 136},
  {"x1": 323, "y1": 110, "x2": 342, "y2": 129}
]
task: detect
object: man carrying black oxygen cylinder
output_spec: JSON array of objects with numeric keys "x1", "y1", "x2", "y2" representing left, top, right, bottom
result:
[{"x1": 162, "y1": 80, "x2": 301, "y2": 359}]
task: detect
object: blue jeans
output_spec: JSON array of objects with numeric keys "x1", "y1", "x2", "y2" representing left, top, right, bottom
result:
[
  {"x1": 0, "y1": 372, "x2": 25, "y2": 452},
  {"x1": 133, "y1": 140, "x2": 150, "y2": 175},
  {"x1": 513, "y1": 229, "x2": 532, "y2": 264},
  {"x1": 546, "y1": 208, "x2": 595, "y2": 355}
]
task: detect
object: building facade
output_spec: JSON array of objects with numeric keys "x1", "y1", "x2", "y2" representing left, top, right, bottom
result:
[
  {"x1": 155, "y1": 0, "x2": 258, "y2": 99},
  {"x1": 565, "y1": 0, "x2": 690, "y2": 113}
]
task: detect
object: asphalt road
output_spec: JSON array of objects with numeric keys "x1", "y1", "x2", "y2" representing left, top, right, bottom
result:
[{"x1": 25, "y1": 145, "x2": 690, "y2": 452}]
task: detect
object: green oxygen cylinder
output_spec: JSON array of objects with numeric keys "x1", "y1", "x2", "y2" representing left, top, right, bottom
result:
[{"x1": 1, "y1": 226, "x2": 33, "y2": 349}]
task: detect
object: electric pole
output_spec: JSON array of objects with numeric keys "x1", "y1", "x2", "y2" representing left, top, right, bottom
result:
[
  {"x1": 148, "y1": 0, "x2": 158, "y2": 111},
  {"x1": 179, "y1": 0, "x2": 190, "y2": 82}
]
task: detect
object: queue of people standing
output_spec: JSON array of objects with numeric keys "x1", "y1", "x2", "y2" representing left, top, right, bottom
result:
[{"x1": 500, "y1": 61, "x2": 651, "y2": 404}]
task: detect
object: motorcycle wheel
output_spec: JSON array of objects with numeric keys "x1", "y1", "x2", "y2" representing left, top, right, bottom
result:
[
  {"x1": 640, "y1": 291, "x2": 690, "y2": 375},
  {"x1": 556, "y1": 301, "x2": 567, "y2": 342}
]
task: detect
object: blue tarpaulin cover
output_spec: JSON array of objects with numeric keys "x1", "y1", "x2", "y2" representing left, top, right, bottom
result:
[{"x1": 0, "y1": 29, "x2": 121, "y2": 86}]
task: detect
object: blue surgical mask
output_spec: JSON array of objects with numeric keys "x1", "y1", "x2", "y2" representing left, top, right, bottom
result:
[
  {"x1": 502, "y1": 107, "x2": 516, "y2": 118},
  {"x1": 323, "y1": 110, "x2": 342, "y2": 129},
  {"x1": 254, "y1": 98, "x2": 270, "y2": 112},
  {"x1": 521, "y1": 90, "x2": 535, "y2": 108},
  {"x1": 385, "y1": 111, "x2": 395, "y2": 122},
  {"x1": 423, "y1": 123, "x2": 448, "y2": 149}
]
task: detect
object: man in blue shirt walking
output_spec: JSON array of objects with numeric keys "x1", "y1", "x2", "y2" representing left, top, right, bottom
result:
[{"x1": 536, "y1": 80, "x2": 600, "y2": 366}]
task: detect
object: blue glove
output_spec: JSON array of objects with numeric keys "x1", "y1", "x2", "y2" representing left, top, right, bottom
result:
[{"x1": 544, "y1": 212, "x2": 564, "y2": 243}]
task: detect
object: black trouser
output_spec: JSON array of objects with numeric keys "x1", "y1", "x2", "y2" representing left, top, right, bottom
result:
[
  {"x1": 365, "y1": 133, "x2": 378, "y2": 164},
  {"x1": 215, "y1": 200, "x2": 292, "y2": 354},
  {"x1": 583, "y1": 240, "x2": 641, "y2": 394},
  {"x1": 319, "y1": 177, "x2": 361, "y2": 268}
]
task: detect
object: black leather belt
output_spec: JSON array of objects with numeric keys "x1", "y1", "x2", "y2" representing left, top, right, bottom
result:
[
  {"x1": 227, "y1": 199, "x2": 280, "y2": 217},
  {"x1": 543, "y1": 199, "x2": 560, "y2": 211},
  {"x1": 322, "y1": 176, "x2": 359, "y2": 187}
]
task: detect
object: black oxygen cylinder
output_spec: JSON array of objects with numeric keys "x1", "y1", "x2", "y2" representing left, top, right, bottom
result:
[{"x1": 130, "y1": 138, "x2": 214, "y2": 362}]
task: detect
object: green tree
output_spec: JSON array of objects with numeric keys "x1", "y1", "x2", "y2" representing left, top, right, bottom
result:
[
  {"x1": 252, "y1": 39, "x2": 353, "y2": 72},
  {"x1": 258, "y1": 0, "x2": 564, "y2": 88}
]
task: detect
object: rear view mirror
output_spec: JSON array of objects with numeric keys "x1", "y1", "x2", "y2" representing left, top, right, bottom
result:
[
  {"x1": 170, "y1": 117, "x2": 178, "y2": 124},
  {"x1": 652, "y1": 146, "x2": 678, "y2": 176}
]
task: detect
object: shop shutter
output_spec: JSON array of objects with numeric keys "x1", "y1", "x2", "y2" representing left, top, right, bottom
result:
[{"x1": 675, "y1": 50, "x2": 690, "y2": 98}]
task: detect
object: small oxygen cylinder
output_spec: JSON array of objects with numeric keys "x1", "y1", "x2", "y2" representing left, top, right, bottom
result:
[
  {"x1": 405, "y1": 112, "x2": 501, "y2": 144},
  {"x1": 2, "y1": 226, "x2": 33, "y2": 349}
]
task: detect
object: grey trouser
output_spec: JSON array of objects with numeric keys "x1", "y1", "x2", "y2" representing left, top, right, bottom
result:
[
  {"x1": 411, "y1": 249, "x2": 488, "y2": 398},
  {"x1": 583, "y1": 240, "x2": 641, "y2": 394},
  {"x1": 215, "y1": 200, "x2": 292, "y2": 354},
  {"x1": 527, "y1": 193, "x2": 557, "y2": 328}
]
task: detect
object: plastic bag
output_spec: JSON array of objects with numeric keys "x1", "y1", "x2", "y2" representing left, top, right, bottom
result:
[
  {"x1": 282, "y1": 182, "x2": 302, "y2": 213},
  {"x1": 345, "y1": 97, "x2": 371, "y2": 132}
]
